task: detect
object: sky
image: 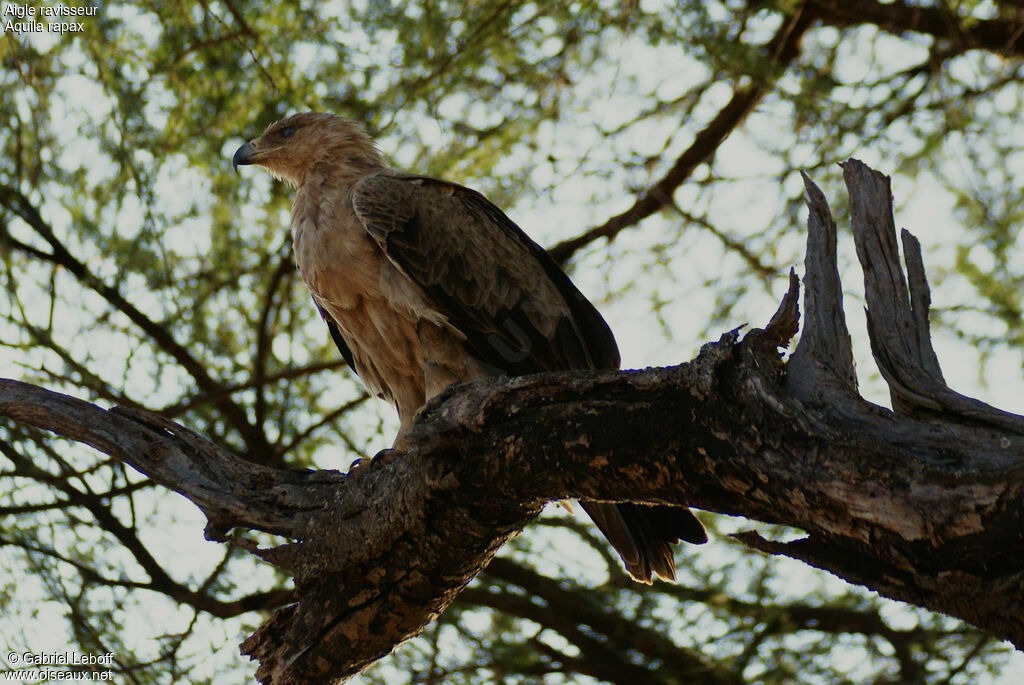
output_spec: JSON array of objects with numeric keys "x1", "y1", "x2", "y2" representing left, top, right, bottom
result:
[{"x1": 2, "y1": 1, "x2": 1023, "y2": 682}]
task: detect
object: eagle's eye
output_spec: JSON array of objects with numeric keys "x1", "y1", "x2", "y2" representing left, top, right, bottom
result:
[{"x1": 281, "y1": 126, "x2": 296, "y2": 138}]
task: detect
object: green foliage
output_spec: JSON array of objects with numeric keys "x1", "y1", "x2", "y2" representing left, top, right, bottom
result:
[{"x1": 1, "y1": 0, "x2": 1022, "y2": 682}]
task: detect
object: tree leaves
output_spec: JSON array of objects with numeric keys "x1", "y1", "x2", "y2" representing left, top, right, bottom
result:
[{"x1": 1, "y1": 0, "x2": 1023, "y2": 681}]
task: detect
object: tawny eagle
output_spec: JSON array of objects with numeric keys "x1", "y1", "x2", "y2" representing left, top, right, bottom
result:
[{"x1": 233, "y1": 112, "x2": 706, "y2": 582}]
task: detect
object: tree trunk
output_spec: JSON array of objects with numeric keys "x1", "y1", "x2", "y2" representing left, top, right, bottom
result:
[{"x1": 1, "y1": 160, "x2": 1021, "y2": 684}]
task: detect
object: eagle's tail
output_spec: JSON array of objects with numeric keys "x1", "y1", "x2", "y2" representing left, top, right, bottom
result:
[{"x1": 581, "y1": 502, "x2": 707, "y2": 583}]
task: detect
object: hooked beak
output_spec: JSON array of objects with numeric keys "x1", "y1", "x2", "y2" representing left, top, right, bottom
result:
[{"x1": 232, "y1": 141, "x2": 255, "y2": 173}]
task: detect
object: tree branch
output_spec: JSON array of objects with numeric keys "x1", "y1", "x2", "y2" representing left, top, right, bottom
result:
[
  {"x1": 842, "y1": 160, "x2": 1024, "y2": 433},
  {"x1": 470, "y1": 557, "x2": 743, "y2": 685},
  {"x1": 547, "y1": 6, "x2": 813, "y2": 265},
  {"x1": 2, "y1": 161, "x2": 1022, "y2": 683},
  {"x1": 549, "y1": 0, "x2": 1024, "y2": 267},
  {"x1": 804, "y1": 0, "x2": 1024, "y2": 58},
  {"x1": 0, "y1": 184, "x2": 274, "y2": 461}
]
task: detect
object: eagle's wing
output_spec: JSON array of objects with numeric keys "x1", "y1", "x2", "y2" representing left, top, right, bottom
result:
[
  {"x1": 350, "y1": 173, "x2": 619, "y2": 376},
  {"x1": 350, "y1": 171, "x2": 705, "y2": 582},
  {"x1": 314, "y1": 300, "x2": 357, "y2": 376}
]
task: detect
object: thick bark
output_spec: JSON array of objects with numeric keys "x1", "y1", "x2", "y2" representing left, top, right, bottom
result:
[{"x1": 1, "y1": 161, "x2": 1022, "y2": 684}]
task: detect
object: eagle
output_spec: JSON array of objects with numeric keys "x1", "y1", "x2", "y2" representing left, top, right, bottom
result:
[{"x1": 233, "y1": 112, "x2": 706, "y2": 582}]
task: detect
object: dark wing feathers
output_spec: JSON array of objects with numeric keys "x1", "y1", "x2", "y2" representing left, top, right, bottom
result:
[
  {"x1": 353, "y1": 173, "x2": 615, "y2": 375},
  {"x1": 464, "y1": 187, "x2": 620, "y2": 371},
  {"x1": 315, "y1": 300, "x2": 357, "y2": 375},
  {"x1": 350, "y1": 171, "x2": 704, "y2": 583}
]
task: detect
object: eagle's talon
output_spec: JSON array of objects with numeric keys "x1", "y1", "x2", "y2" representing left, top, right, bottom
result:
[
  {"x1": 371, "y1": 448, "x2": 398, "y2": 468},
  {"x1": 347, "y1": 450, "x2": 397, "y2": 479}
]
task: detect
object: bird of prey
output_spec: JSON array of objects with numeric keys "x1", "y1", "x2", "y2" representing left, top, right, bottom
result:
[{"x1": 233, "y1": 112, "x2": 706, "y2": 582}]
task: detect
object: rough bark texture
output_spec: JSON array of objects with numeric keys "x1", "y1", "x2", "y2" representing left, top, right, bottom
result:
[{"x1": 1, "y1": 161, "x2": 1022, "y2": 684}]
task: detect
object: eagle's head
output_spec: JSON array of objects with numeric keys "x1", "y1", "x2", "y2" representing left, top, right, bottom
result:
[{"x1": 232, "y1": 112, "x2": 384, "y2": 187}]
